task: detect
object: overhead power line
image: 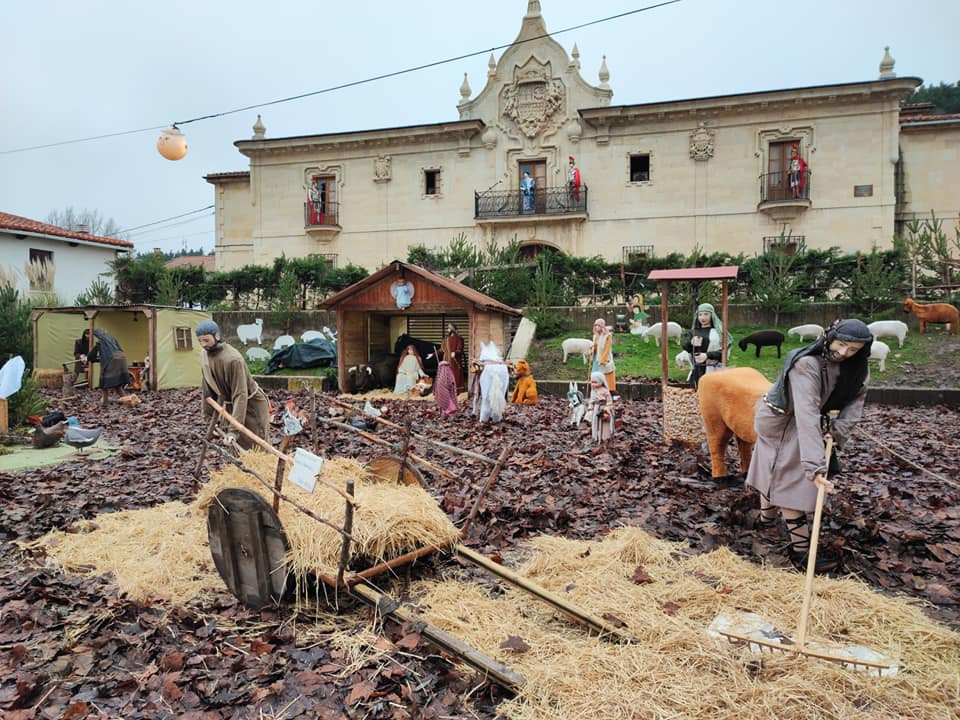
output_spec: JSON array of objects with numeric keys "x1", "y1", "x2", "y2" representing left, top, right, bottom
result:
[
  {"x1": 0, "y1": 1, "x2": 681, "y2": 155},
  {"x1": 113, "y1": 205, "x2": 215, "y2": 235}
]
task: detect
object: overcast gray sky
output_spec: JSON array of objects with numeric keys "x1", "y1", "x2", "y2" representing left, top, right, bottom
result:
[{"x1": 2, "y1": 0, "x2": 957, "y2": 256}]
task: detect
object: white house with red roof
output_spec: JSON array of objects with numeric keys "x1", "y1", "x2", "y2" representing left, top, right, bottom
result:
[{"x1": 0, "y1": 212, "x2": 133, "y2": 303}]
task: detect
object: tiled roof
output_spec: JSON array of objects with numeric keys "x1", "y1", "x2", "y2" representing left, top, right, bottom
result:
[
  {"x1": 165, "y1": 255, "x2": 215, "y2": 271},
  {"x1": 900, "y1": 113, "x2": 960, "y2": 123},
  {"x1": 0, "y1": 211, "x2": 133, "y2": 249},
  {"x1": 320, "y1": 260, "x2": 522, "y2": 316}
]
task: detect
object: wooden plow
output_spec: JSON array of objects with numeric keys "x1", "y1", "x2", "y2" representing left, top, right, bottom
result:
[{"x1": 195, "y1": 396, "x2": 632, "y2": 692}]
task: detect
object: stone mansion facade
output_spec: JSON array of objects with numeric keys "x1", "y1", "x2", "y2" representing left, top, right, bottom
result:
[{"x1": 206, "y1": 1, "x2": 957, "y2": 272}]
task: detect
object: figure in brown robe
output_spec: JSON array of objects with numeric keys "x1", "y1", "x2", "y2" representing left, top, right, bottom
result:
[{"x1": 196, "y1": 320, "x2": 270, "y2": 449}]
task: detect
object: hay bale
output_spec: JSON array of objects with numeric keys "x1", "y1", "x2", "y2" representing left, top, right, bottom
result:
[
  {"x1": 33, "y1": 368, "x2": 64, "y2": 389},
  {"x1": 662, "y1": 385, "x2": 703, "y2": 446},
  {"x1": 29, "y1": 454, "x2": 458, "y2": 606},
  {"x1": 411, "y1": 528, "x2": 960, "y2": 720}
]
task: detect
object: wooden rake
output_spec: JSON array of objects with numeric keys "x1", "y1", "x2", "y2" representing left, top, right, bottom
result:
[{"x1": 708, "y1": 436, "x2": 899, "y2": 676}]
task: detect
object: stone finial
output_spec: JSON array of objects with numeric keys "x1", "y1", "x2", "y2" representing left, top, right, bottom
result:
[
  {"x1": 567, "y1": 117, "x2": 582, "y2": 144},
  {"x1": 569, "y1": 43, "x2": 581, "y2": 71},
  {"x1": 459, "y1": 73, "x2": 472, "y2": 103},
  {"x1": 525, "y1": 0, "x2": 542, "y2": 18},
  {"x1": 252, "y1": 114, "x2": 266, "y2": 139},
  {"x1": 598, "y1": 55, "x2": 610, "y2": 90},
  {"x1": 481, "y1": 126, "x2": 498, "y2": 150},
  {"x1": 879, "y1": 46, "x2": 896, "y2": 79},
  {"x1": 488, "y1": 52, "x2": 496, "y2": 78}
]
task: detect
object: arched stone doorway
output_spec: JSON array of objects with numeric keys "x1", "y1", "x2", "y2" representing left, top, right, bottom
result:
[{"x1": 517, "y1": 240, "x2": 562, "y2": 260}]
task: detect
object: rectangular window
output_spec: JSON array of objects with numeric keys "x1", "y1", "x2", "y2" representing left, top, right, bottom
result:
[
  {"x1": 623, "y1": 245, "x2": 654, "y2": 262},
  {"x1": 319, "y1": 253, "x2": 338, "y2": 270},
  {"x1": 763, "y1": 235, "x2": 805, "y2": 255},
  {"x1": 174, "y1": 327, "x2": 193, "y2": 351},
  {"x1": 306, "y1": 175, "x2": 337, "y2": 226},
  {"x1": 629, "y1": 154, "x2": 650, "y2": 182},
  {"x1": 424, "y1": 169, "x2": 440, "y2": 195},
  {"x1": 27, "y1": 249, "x2": 55, "y2": 291}
]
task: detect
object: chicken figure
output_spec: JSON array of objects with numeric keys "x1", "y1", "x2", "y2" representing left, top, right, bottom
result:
[
  {"x1": 363, "y1": 399, "x2": 384, "y2": 419},
  {"x1": 32, "y1": 420, "x2": 68, "y2": 449}
]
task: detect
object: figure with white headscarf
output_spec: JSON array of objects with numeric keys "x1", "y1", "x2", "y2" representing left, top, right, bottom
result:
[{"x1": 587, "y1": 371, "x2": 615, "y2": 447}]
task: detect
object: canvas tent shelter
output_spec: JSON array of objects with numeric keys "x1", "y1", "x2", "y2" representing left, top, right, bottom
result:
[
  {"x1": 31, "y1": 305, "x2": 212, "y2": 391},
  {"x1": 320, "y1": 261, "x2": 522, "y2": 393}
]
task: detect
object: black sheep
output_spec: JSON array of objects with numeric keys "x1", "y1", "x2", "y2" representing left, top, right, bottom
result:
[{"x1": 738, "y1": 330, "x2": 785, "y2": 358}]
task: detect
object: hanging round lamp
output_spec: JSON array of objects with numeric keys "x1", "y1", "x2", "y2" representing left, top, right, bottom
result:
[{"x1": 157, "y1": 126, "x2": 187, "y2": 161}]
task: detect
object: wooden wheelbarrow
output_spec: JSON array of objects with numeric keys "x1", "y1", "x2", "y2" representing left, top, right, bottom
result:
[{"x1": 198, "y1": 397, "x2": 633, "y2": 691}]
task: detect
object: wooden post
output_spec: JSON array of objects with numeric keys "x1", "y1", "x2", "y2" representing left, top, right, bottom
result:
[
  {"x1": 0, "y1": 397, "x2": 8, "y2": 434},
  {"x1": 272, "y1": 436, "x2": 291, "y2": 514},
  {"x1": 461, "y1": 446, "x2": 513, "y2": 538},
  {"x1": 660, "y1": 281, "x2": 670, "y2": 390},
  {"x1": 310, "y1": 389, "x2": 318, "y2": 454},
  {"x1": 336, "y1": 478, "x2": 355, "y2": 595},
  {"x1": 397, "y1": 417, "x2": 413, "y2": 485},
  {"x1": 720, "y1": 280, "x2": 729, "y2": 367}
]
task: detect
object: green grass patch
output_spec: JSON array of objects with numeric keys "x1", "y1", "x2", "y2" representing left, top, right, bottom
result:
[{"x1": 525, "y1": 326, "x2": 936, "y2": 383}]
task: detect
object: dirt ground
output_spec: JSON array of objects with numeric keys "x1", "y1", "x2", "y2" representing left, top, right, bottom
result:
[{"x1": 1, "y1": 384, "x2": 959, "y2": 718}]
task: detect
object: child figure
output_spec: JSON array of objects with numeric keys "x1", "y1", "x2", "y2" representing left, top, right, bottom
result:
[
  {"x1": 510, "y1": 359, "x2": 538, "y2": 404},
  {"x1": 587, "y1": 371, "x2": 615, "y2": 448}
]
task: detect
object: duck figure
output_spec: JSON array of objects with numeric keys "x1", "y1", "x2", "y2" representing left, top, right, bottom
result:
[{"x1": 63, "y1": 426, "x2": 104, "y2": 454}]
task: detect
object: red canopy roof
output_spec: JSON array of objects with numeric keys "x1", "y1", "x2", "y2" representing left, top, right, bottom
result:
[{"x1": 647, "y1": 266, "x2": 739, "y2": 282}]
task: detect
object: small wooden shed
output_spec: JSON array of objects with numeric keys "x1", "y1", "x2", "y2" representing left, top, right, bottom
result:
[
  {"x1": 31, "y1": 305, "x2": 212, "y2": 391},
  {"x1": 320, "y1": 261, "x2": 522, "y2": 393},
  {"x1": 647, "y1": 266, "x2": 739, "y2": 446}
]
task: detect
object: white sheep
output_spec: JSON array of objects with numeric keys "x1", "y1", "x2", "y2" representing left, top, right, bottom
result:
[
  {"x1": 787, "y1": 324, "x2": 824, "y2": 343},
  {"x1": 561, "y1": 338, "x2": 593, "y2": 365},
  {"x1": 236, "y1": 318, "x2": 263, "y2": 345},
  {"x1": 675, "y1": 350, "x2": 692, "y2": 369},
  {"x1": 642, "y1": 322, "x2": 683, "y2": 347},
  {"x1": 867, "y1": 320, "x2": 908, "y2": 348},
  {"x1": 245, "y1": 347, "x2": 271, "y2": 362},
  {"x1": 274, "y1": 335, "x2": 295, "y2": 350},
  {"x1": 869, "y1": 339, "x2": 890, "y2": 372},
  {"x1": 301, "y1": 330, "x2": 325, "y2": 343}
]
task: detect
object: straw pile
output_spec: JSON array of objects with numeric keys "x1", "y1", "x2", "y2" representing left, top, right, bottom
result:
[
  {"x1": 31, "y1": 454, "x2": 459, "y2": 606},
  {"x1": 413, "y1": 528, "x2": 960, "y2": 720},
  {"x1": 662, "y1": 385, "x2": 703, "y2": 446},
  {"x1": 32, "y1": 368, "x2": 64, "y2": 389}
]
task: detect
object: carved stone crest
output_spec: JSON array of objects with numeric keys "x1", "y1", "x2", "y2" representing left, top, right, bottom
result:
[
  {"x1": 689, "y1": 122, "x2": 715, "y2": 161},
  {"x1": 501, "y1": 57, "x2": 565, "y2": 139},
  {"x1": 373, "y1": 155, "x2": 392, "y2": 183}
]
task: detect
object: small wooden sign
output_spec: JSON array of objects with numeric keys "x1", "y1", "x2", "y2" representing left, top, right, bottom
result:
[{"x1": 853, "y1": 184, "x2": 873, "y2": 197}]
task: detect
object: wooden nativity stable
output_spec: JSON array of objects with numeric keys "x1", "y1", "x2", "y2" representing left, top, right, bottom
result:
[
  {"x1": 320, "y1": 260, "x2": 522, "y2": 393},
  {"x1": 31, "y1": 305, "x2": 212, "y2": 391}
]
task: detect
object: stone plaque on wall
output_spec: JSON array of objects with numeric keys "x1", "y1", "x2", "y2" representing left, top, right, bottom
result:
[{"x1": 853, "y1": 184, "x2": 873, "y2": 197}]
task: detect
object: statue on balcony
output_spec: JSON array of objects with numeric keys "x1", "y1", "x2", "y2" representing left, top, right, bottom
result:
[
  {"x1": 568, "y1": 156, "x2": 581, "y2": 203},
  {"x1": 520, "y1": 171, "x2": 535, "y2": 212},
  {"x1": 305, "y1": 178, "x2": 326, "y2": 224},
  {"x1": 788, "y1": 145, "x2": 807, "y2": 199}
]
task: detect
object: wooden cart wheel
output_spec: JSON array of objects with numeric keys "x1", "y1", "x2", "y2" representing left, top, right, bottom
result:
[
  {"x1": 207, "y1": 488, "x2": 290, "y2": 609},
  {"x1": 366, "y1": 454, "x2": 423, "y2": 486}
]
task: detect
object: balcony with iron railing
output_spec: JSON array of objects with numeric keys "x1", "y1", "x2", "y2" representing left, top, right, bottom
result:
[
  {"x1": 304, "y1": 200, "x2": 340, "y2": 235},
  {"x1": 758, "y1": 171, "x2": 811, "y2": 220},
  {"x1": 474, "y1": 185, "x2": 588, "y2": 221}
]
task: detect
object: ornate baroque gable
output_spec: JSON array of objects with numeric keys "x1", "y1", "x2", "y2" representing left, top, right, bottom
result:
[{"x1": 500, "y1": 56, "x2": 566, "y2": 140}]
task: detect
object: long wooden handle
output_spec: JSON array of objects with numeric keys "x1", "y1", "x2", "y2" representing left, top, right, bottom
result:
[{"x1": 796, "y1": 436, "x2": 834, "y2": 650}]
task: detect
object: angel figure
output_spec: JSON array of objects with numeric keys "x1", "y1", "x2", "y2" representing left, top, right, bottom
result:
[{"x1": 390, "y1": 277, "x2": 415, "y2": 310}]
